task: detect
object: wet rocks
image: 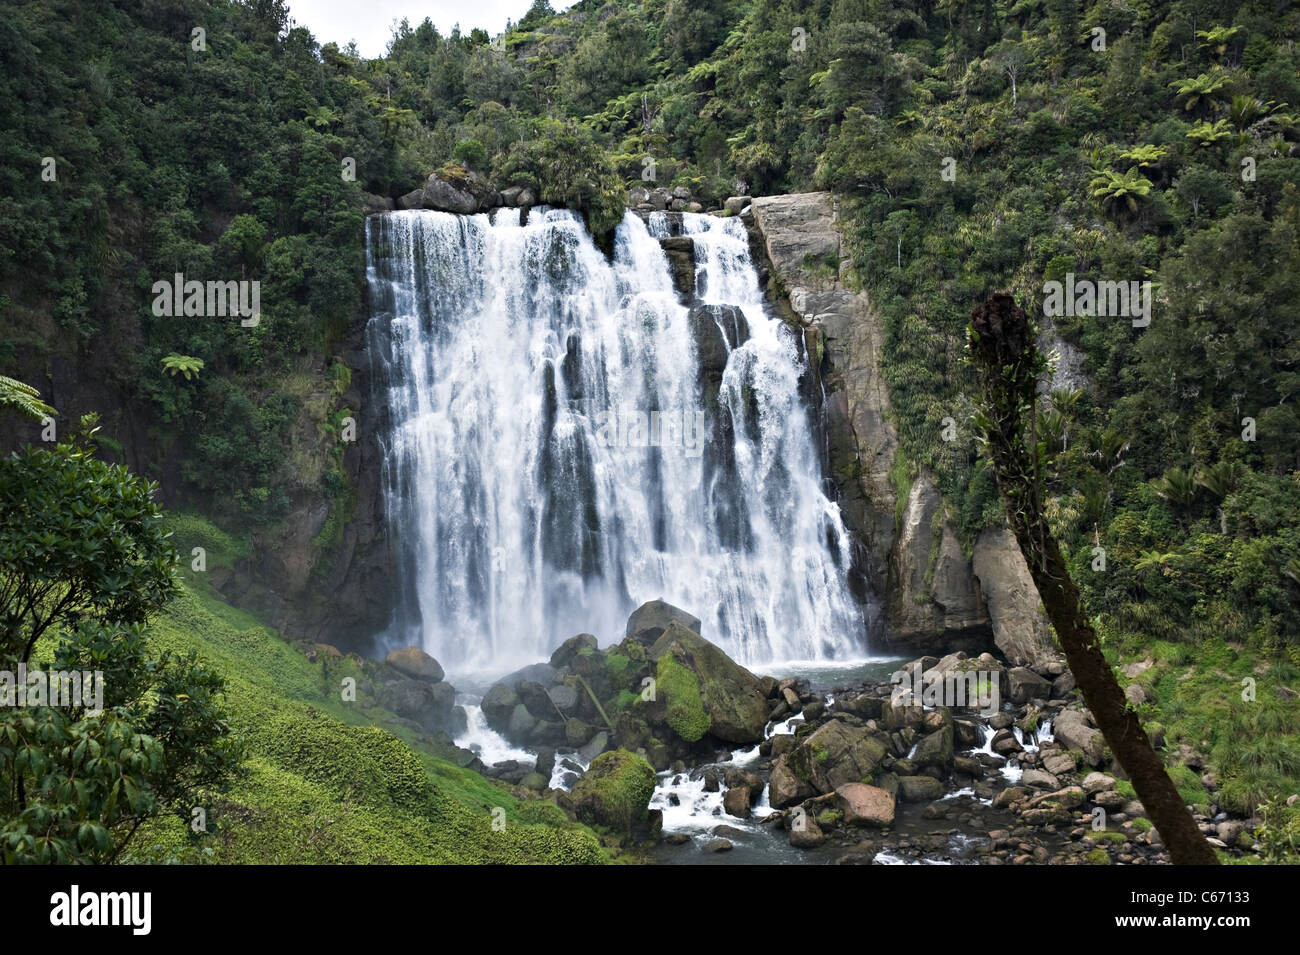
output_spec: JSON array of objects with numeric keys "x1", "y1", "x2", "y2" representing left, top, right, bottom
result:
[{"x1": 566, "y1": 749, "x2": 657, "y2": 836}]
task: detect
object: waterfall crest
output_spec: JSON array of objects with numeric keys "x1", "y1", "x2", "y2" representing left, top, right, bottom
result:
[{"x1": 366, "y1": 207, "x2": 868, "y2": 673}]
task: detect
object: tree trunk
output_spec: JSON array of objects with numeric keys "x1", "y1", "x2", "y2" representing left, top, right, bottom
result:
[{"x1": 968, "y1": 293, "x2": 1218, "y2": 865}]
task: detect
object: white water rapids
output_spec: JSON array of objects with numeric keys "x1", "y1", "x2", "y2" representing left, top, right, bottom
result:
[{"x1": 366, "y1": 207, "x2": 867, "y2": 673}]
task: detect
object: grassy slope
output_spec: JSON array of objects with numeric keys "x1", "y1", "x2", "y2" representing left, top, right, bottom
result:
[
  {"x1": 1104, "y1": 627, "x2": 1300, "y2": 822},
  {"x1": 123, "y1": 525, "x2": 605, "y2": 863}
]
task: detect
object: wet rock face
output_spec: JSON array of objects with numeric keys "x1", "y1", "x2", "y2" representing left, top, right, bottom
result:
[{"x1": 749, "y1": 192, "x2": 1063, "y2": 667}]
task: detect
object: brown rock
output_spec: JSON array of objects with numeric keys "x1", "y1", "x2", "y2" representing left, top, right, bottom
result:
[{"x1": 835, "y1": 783, "x2": 896, "y2": 828}]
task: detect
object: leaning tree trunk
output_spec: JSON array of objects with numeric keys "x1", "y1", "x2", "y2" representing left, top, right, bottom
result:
[{"x1": 968, "y1": 293, "x2": 1217, "y2": 866}]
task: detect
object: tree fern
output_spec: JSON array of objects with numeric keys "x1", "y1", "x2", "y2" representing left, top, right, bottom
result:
[{"x1": 0, "y1": 374, "x2": 56, "y2": 420}]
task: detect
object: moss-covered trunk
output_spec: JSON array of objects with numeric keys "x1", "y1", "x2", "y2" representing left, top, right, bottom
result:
[{"x1": 967, "y1": 293, "x2": 1217, "y2": 866}]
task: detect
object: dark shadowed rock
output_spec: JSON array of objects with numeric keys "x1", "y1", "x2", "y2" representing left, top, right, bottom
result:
[
  {"x1": 769, "y1": 755, "x2": 815, "y2": 808},
  {"x1": 550, "y1": 633, "x2": 599, "y2": 670},
  {"x1": 1008, "y1": 667, "x2": 1053, "y2": 703},
  {"x1": 722, "y1": 787, "x2": 751, "y2": 819},
  {"x1": 482, "y1": 683, "x2": 518, "y2": 733}
]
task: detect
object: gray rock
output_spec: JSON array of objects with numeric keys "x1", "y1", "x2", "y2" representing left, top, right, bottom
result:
[
  {"x1": 723, "y1": 196, "x2": 751, "y2": 215},
  {"x1": 517, "y1": 680, "x2": 558, "y2": 721},
  {"x1": 548, "y1": 684, "x2": 579, "y2": 712},
  {"x1": 1051, "y1": 670, "x2": 1076, "y2": 698},
  {"x1": 507, "y1": 703, "x2": 537, "y2": 741},
  {"x1": 1008, "y1": 667, "x2": 1054, "y2": 704},
  {"x1": 973, "y1": 527, "x2": 1058, "y2": 668},
  {"x1": 1082, "y1": 772, "x2": 1116, "y2": 794},
  {"x1": 578, "y1": 730, "x2": 609, "y2": 763},
  {"x1": 549, "y1": 633, "x2": 598, "y2": 670},
  {"x1": 788, "y1": 820, "x2": 825, "y2": 848},
  {"x1": 1020, "y1": 769, "x2": 1061, "y2": 789},
  {"x1": 422, "y1": 174, "x2": 478, "y2": 214},
  {"x1": 1125, "y1": 682, "x2": 1151, "y2": 706},
  {"x1": 913, "y1": 724, "x2": 954, "y2": 769},
  {"x1": 627, "y1": 599, "x2": 702, "y2": 646},
  {"x1": 534, "y1": 747, "x2": 556, "y2": 779},
  {"x1": 890, "y1": 476, "x2": 987, "y2": 638},
  {"x1": 898, "y1": 775, "x2": 945, "y2": 802},
  {"x1": 482, "y1": 683, "x2": 518, "y2": 733},
  {"x1": 1043, "y1": 753, "x2": 1078, "y2": 776},
  {"x1": 1093, "y1": 790, "x2": 1127, "y2": 809},
  {"x1": 1055, "y1": 709, "x2": 1106, "y2": 767}
]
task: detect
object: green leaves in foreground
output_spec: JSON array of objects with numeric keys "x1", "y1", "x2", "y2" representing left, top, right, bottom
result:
[{"x1": 0, "y1": 434, "x2": 239, "y2": 864}]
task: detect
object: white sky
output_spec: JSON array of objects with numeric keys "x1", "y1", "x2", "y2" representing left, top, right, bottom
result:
[{"x1": 286, "y1": 0, "x2": 575, "y2": 58}]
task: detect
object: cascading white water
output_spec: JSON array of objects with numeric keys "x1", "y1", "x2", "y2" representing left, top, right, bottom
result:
[{"x1": 366, "y1": 206, "x2": 867, "y2": 673}]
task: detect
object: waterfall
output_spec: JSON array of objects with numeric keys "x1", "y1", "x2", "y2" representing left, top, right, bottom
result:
[{"x1": 366, "y1": 206, "x2": 868, "y2": 673}]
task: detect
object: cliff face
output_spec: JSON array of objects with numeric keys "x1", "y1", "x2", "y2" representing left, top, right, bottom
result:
[
  {"x1": 209, "y1": 304, "x2": 394, "y2": 653},
  {"x1": 747, "y1": 192, "x2": 1057, "y2": 666},
  {"x1": 747, "y1": 194, "x2": 897, "y2": 607}
]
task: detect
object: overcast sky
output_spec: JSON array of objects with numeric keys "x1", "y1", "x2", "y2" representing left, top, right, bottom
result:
[{"x1": 287, "y1": 0, "x2": 575, "y2": 58}]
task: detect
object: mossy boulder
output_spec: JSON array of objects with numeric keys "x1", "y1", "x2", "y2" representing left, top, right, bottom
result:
[
  {"x1": 913, "y1": 723, "x2": 953, "y2": 770},
  {"x1": 568, "y1": 749, "x2": 657, "y2": 835},
  {"x1": 656, "y1": 651, "x2": 710, "y2": 742},
  {"x1": 648, "y1": 621, "x2": 768, "y2": 744},
  {"x1": 786, "y1": 720, "x2": 891, "y2": 794},
  {"x1": 550, "y1": 632, "x2": 598, "y2": 670}
]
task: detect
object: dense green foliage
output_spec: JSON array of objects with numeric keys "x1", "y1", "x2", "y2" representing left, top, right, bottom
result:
[
  {"x1": 5, "y1": 0, "x2": 1297, "y2": 653},
  {"x1": 0, "y1": 424, "x2": 239, "y2": 863},
  {"x1": 3, "y1": 0, "x2": 1300, "y2": 857}
]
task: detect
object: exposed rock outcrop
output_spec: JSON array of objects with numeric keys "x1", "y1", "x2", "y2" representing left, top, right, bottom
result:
[
  {"x1": 972, "y1": 526, "x2": 1059, "y2": 667},
  {"x1": 748, "y1": 192, "x2": 1058, "y2": 667},
  {"x1": 749, "y1": 193, "x2": 897, "y2": 609}
]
